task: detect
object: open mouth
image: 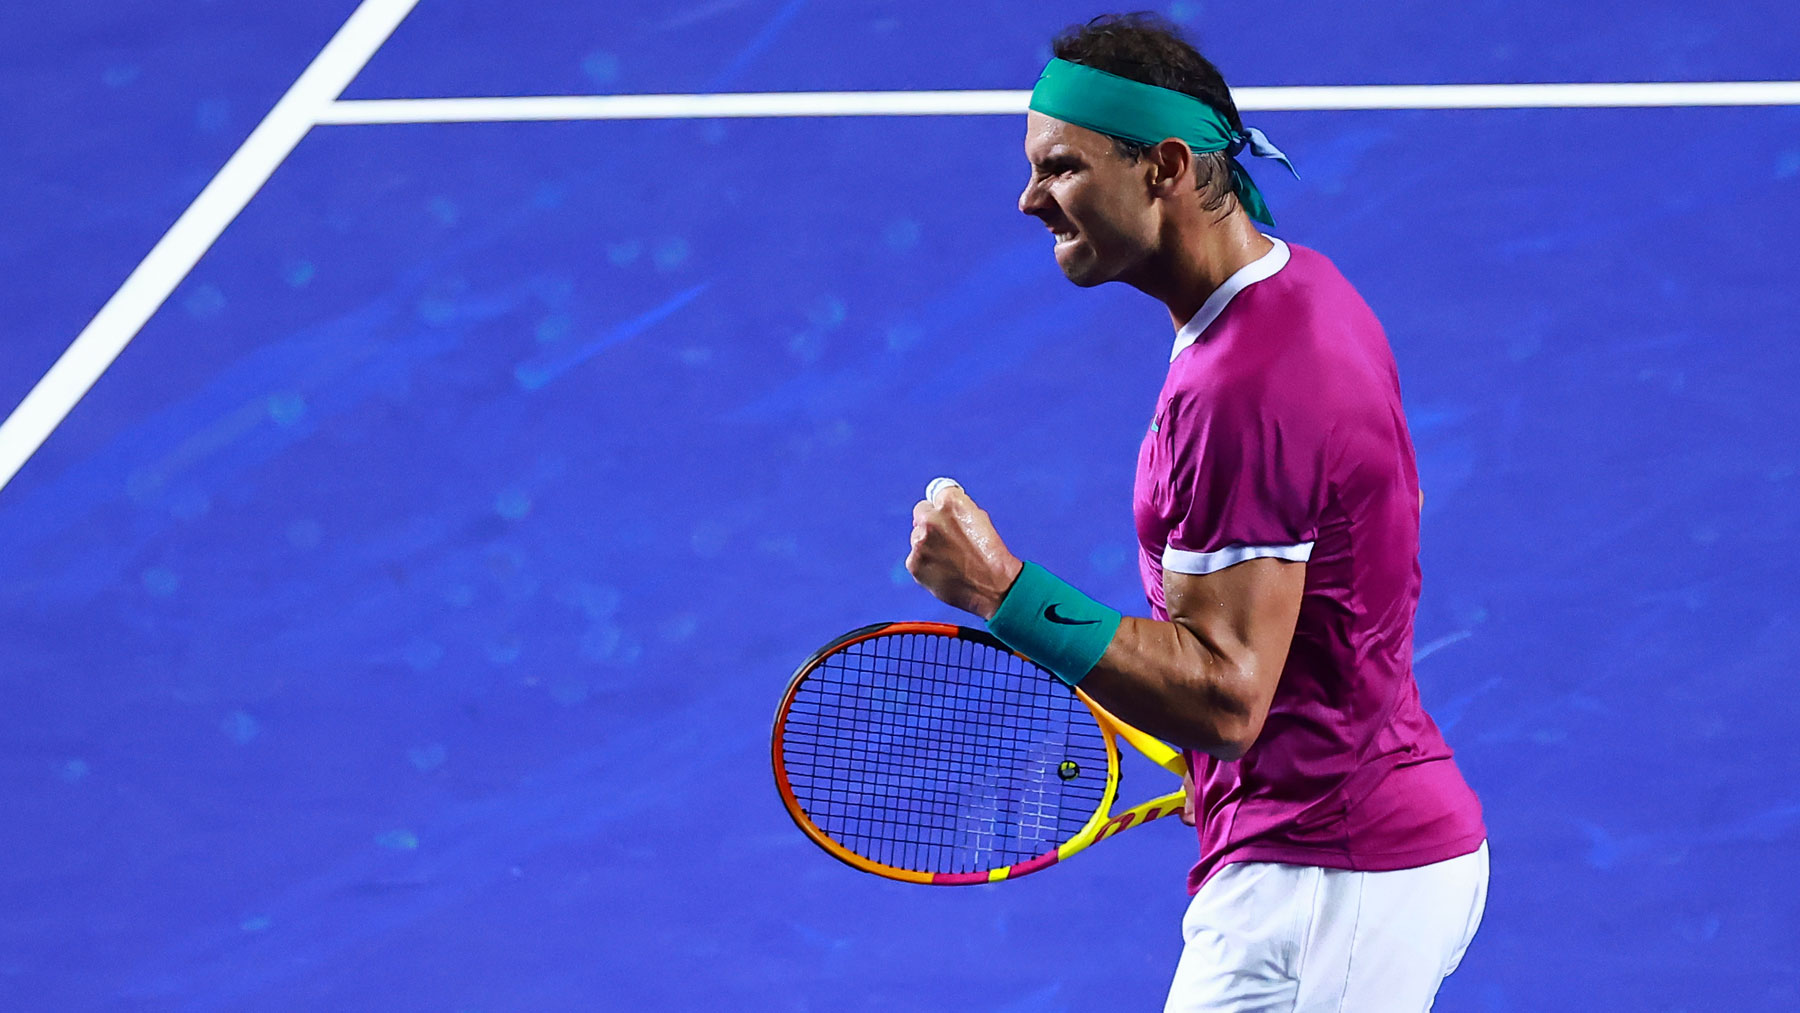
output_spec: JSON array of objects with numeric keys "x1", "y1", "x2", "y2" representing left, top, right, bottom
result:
[{"x1": 1050, "y1": 226, "x2": 1079, "y2": 246}]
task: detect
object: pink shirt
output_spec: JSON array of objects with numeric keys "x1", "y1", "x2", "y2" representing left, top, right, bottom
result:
[{"x1": 1132, "y1": 238, "x2": 1486, "y2": 893}]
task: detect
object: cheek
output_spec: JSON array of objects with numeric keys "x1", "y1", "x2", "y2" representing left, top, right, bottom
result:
[
  {"x1": 1069, "y1": 196, "x2": 1136, "y2": 247},
  {"x1": 1099, "y1": 195, "x2": 1157, "y2": 247},
  {"x1": 1052, "y1": 186, "x2": 1100, "y2": 232}
]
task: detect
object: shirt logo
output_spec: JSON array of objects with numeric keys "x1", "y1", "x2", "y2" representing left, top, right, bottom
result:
[{"x1": 1043, "y1": 604, "x2": 1100, "y2": 626}]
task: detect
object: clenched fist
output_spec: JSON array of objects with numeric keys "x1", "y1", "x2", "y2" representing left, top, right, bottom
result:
[{"x1": 904, "y1": 478, "x2": 1024, "y2": 620}]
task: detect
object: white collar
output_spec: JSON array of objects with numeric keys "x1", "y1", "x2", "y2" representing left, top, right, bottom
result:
[{"x1": 1169, "y1": 236, "x2": 1290, "y2": 362}]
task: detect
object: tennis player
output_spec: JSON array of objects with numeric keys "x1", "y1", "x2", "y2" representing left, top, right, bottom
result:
[{"x1": 905, "y1": 14, "x2": 1487, "y2": 1011}]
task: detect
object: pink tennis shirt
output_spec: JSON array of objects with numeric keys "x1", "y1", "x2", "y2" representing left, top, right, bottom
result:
[{"x1": 1132, "y1": 237, "x2": 1486, "y2": 894}]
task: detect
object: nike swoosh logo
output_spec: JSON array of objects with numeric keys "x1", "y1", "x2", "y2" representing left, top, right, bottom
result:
[{"x1": 1043, "y1": 604, "x2": 1100, "y2": 626}]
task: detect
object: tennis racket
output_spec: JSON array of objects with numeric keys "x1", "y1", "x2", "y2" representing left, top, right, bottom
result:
[{"x1": 771, "y1": 621, "x2": 1189, "y2": 885}]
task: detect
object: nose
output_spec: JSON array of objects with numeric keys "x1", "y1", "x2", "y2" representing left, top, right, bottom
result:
[{"x1": 1018, "y1": 176, "x2": 1048, "y2": 217}]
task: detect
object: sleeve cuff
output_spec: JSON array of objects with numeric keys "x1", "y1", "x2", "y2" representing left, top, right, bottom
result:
[{"x1": 1162, "y1": 542, "x2": 1313, "y2": 575}]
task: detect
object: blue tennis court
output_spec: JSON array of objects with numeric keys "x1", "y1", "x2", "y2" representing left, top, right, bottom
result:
[{"x1": 2, "y1": 1, "x2": 1797, "y2": 1009}]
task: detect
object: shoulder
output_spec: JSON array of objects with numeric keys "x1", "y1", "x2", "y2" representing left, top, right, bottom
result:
[
  {"x1": 1164, "y1": 241, "x2": 1397, "y2": 439},
  {"x1": 1245, "y1": 242, "x2": 1382, "y2": 349},
  {"x1": 1163, "y1": 247, "x2": 1352, "y2": 401},
  {"x1": 1235, "y1": 243, "x2": 1395, "y2": 401}
]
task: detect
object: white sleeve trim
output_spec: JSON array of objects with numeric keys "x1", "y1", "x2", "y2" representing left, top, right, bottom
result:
[{"x1": 1162, "y1": 541, "x2": 1314, "y2": 575}]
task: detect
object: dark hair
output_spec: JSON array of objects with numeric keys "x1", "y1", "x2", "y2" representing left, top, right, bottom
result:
[{"x1": 1052, "y1": 13, "x2": 1242, "y2": 216}]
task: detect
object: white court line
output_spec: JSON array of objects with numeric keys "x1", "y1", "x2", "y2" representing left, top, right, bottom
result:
[
  {"x1": 315, "y1": 80, "x2": 1800, "y2": 123},
  {"x1": 0, "y1": 0, "x2": 422, "y2": 496},
  {"x1": 7, "y1": 71, "x2": 1800, "y2": 496}
]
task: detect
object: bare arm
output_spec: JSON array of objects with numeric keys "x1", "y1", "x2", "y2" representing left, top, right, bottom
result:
[
  {"x1": 906, "y1": 484, "x2": 1304, "y2": 760},
  {"x1": 1079, "y1": 558, "x2": 1303, "y2": 760}
]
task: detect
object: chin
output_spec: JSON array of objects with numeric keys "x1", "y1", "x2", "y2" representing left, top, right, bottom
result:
[{"x1": 1054, "y1": 248, "x2": 1111, "y2": 288}]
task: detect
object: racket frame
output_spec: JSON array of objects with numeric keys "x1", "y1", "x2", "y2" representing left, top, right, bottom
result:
[{"x1": 771, "y1": 621, "x2": 1189, "y2": 886}]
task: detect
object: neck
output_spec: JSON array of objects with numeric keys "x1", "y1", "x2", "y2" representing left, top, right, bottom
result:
[{"x1": 1131, "y1": 209, "x2": 1274, "y2": 332}]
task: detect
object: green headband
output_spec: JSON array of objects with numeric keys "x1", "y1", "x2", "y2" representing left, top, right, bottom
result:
[{"x1": 1028, "y1": 57, "x2": 1296, "y2": 227}]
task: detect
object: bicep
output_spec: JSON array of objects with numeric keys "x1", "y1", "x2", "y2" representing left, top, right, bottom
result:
[{"x1": 1162, "y1": 556, "x2": 1306, "y2": 728}]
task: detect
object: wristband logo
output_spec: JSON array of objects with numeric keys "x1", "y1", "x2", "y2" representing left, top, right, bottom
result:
[{"x1": 1043, "y1": 604, "x2": 1100, "y2": 626}]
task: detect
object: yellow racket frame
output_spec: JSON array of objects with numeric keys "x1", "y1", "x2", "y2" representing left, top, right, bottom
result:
[{"x1": 772, "y1": 621, "x2": 1190, "y2": 885}]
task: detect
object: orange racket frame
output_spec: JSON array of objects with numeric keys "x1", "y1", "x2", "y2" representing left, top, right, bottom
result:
[{"x1": 771, "y1": 621, "x2": 1189, "y2": 885}]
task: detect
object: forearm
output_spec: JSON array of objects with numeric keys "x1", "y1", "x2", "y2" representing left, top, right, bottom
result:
[
  {"x1": 906, "y1": 489, "x2": 1295, "y2": 759},
  {"x1": 1081, "y1": 617, "x2": 1263, "y2": 760},
  {"x1": 975, "y1": 556, "x2": 1298, "y2": 760}
]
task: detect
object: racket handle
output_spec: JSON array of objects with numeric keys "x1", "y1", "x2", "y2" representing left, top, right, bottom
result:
[{"x1": 925, "y1": 476, "x2": 961, "y2": 506}]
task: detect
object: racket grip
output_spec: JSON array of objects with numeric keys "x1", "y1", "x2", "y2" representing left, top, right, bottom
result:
[{"x1": 925, "y1": 477, "x2": 961, "y2": 506}]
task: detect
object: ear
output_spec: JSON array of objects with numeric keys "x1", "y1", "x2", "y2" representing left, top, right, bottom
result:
[{"x1": 1145, "y1": 138, "x2": 1194, "y2": 198}]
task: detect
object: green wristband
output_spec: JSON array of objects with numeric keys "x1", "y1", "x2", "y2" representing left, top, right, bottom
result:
[{"x1": 987, "y1": 562, "x2": 1123, "y2": 686}]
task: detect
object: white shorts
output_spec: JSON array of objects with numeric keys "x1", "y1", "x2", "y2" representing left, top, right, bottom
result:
[{"x1": 1164, "y1": 842, "x2": 1489, "y2": 1013}]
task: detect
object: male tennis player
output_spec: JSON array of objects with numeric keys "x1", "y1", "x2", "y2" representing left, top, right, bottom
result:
[{"x1": 905, "y1": 14, "x2": 1487, "y2": 1012}]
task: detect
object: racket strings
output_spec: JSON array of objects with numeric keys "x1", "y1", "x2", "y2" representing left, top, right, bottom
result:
[{"x1": 779, "y1": 631, "x2": 1109, "y2": 875}]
